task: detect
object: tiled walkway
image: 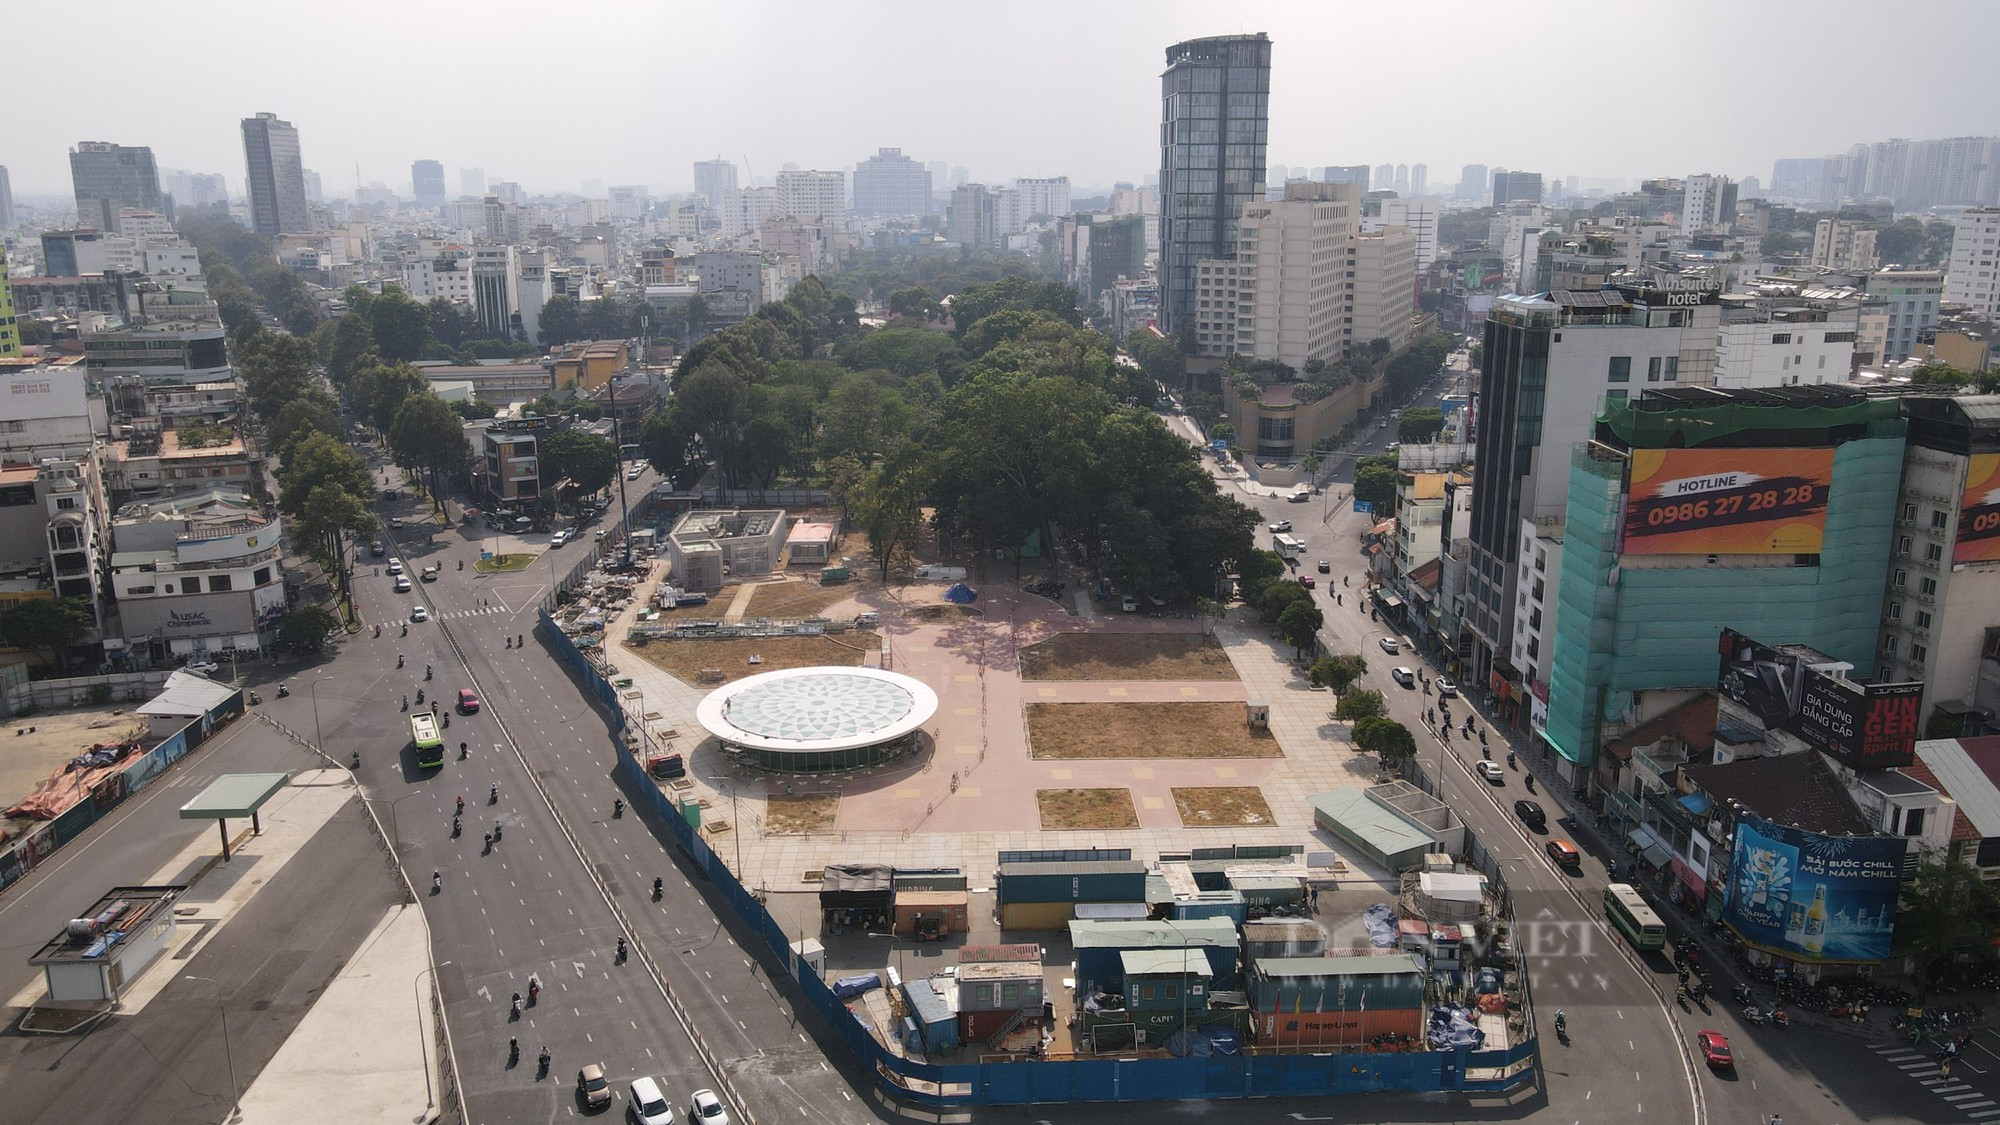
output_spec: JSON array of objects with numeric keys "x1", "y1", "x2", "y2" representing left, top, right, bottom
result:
[{"x1": 596, "y1": 577, "x2": 1390, "y2": 891}]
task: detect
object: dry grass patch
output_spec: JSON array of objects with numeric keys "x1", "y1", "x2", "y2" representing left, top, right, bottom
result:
[
  {"x1": 909, "y1": 604, "x2": 982, "y2": 622},
  {"x1": 1020, "y1": 632, "x2": 1238, "y2": 682},
  {"x1": 631, "y1": 635, "x2": 880, "y2": 685},
  {"x1": 745, "y1": 571, "x2": 875, "y2": 620},
  {"x1": 764, "y1": 793, "x2": 840, "y2": 834},
  {"x1": 1172, "y1": 787, "x2": 1276, "y2": 828},
  {"x1": 1036, "y1": 788, "x2": 1140, "y2": 830},
  {"x1": 1025, "y1": 702, "x2": 1283, "y2": 759}
]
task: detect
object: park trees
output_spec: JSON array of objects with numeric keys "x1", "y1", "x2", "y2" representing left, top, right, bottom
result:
[
  {"x1": 540, "y1": 430, "x2": 619, "y2": 505},
  {"x1": 0, "y1": 597, "x2": 94, "y2": 675},
  {"x1": 389, "y1": 393, "x2": 473, "y2": 511}
]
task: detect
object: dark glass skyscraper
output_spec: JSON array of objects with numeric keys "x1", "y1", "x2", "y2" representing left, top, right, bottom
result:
[
  {"x1": 69, "y1": 142, "x2": 162, "y2": 231},
  {"x1": 1158, "y1": 33, "x2": 1270, "y2": 339},
  {"x1": 242, "y1": 112, "x2": 309, "y2": 237},
  {"x1": 411, "y1": 159, "x2": 446, "y2": 206}
]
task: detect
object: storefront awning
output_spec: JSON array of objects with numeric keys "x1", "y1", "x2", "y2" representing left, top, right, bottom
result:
[{"x1": 1627, "y1": 826, "x2": 1672, "y2": 870}]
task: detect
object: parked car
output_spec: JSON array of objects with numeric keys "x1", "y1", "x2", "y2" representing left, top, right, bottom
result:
[
  {"x1": 410, "y1": 605, "x2": 430, "y2": 623},
  {"x1": 1514, "y1": 799, "x2": 1547, "y2": 830},
  {"x1": 1379, "y1": 637, "x2": 1401, "y2": 654},
  {"x1": 1391, "y1": 666, "x2": 1416, "y2": 688},
  {"x1": 1696, "y1": 1030, "x2": 1733, "y2": 1070},
  {"x1": 1475, "y1": 760, "x2": 1505, "y2": 784},
  {"x1": 628, "y1": 1076, "x2": 674, "y2": 1124},
  {"x1": 577, "y1": 1063, "x2": 612, "y2": 1110},
  {"x1": 1268, "y1": 520, "x2": 1292, "y2": 533},
  {"x1": 1544, "y1": 839, "x2": 1582, "y2": 871},
  {"x1": 1317, "y1": 560, "x2": 1330, "y2": 574},
  {"x1": 549, "y1": 529, "x2": 570, "y2": 547},
  {"x1": 184, "y1": 660, "x2": 220, "y2": 676},
  {"x1": 626, "y1": 466, "x2": 644, "y2": 481},
  {"x1": 1120, "y1": 595, "x2": 1137, "y2": 613},
  {"x1": 1299, "y1": 575, "x2": 1315, "y2": 588},
  {"x1": 687, "y1": 1090, "x2": 729, "y2": 1125},
  {"x1": 1434, "y1": 676, "x2": 1457, "y2": 698},
  {"x1": 458, "y1": 688, "x2": 481, "y2": 713}
]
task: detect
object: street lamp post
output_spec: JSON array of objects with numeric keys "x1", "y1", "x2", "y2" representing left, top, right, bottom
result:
[
  {"x1": 387, "y1": 790, "x2": 425, "y2": 852},
  {"x1": 413, "y1": 961, "x2": 451, "y2": 1115},
  {"x1": 308, "y1": 678, "x2": 326, "y2": 754},
  {"x1": 184, "y1": 975, "x2": 241, "y2": 1122}
]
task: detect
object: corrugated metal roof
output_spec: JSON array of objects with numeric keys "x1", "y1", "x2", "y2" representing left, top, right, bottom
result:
[
  {"x1": 1308, "y1": 789, "x2": 1431, "y2": 856},
  {"x1": 1068, "y1": 918, "x2": 1238, "y2": 949},
  {"x1": 1120, "y1": 949, "x2": 1210, "y2": 977},
  {"x1": 138, "y1": 670, "x2": 240, "y2": 717},
  {"x1": 998, "y1": 861, "x2": 1145, "y2": 877},
  {"x1": 1917, "y1": 737, "x2": 2000, "y2": 838},
  {"x1": 1253, "y1": 953, "x2": 1425, "y2": 979}
]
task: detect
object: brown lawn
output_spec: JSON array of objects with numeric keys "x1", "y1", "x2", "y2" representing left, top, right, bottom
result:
[
  {"x1": 1020, "y1": 632, "x2": 1238, "y2": 682},
  {"x1": 744, "y1": 571, "x2": 876, "y2": 621},
  {"x1": 764, "y1": 794, "x2": 840, "y2": 834},
  {"x1": 1025, "y1": 702, "x2": 1283, "y2": 759},
  {"x1": 631, "y1": 635, "x2": 880, "y2": 685},
  {"x1": 909, "y1": 604, "x2": 983, "y2": 622},
  {"x1": 1036, "y1": 788, "x2": 1140, "y2": 830},
  {"x1": 1172, "y1": 787, "x2": 1276, "y2": 828}
]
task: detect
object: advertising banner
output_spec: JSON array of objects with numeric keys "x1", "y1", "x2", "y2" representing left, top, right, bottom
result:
[
  {"x1": 1623, "y1": 448, "x2": 1835, "y2": 555},
  {"x1": 1956, "y1": 452, "x2": 2000, "y2": 564},
  {"x1": 1723, "y1": 812, "x2": 1904, "y2": 962},
  {"x1": 1717, "y1": 628, "x2": 1923, "y2": 768}
]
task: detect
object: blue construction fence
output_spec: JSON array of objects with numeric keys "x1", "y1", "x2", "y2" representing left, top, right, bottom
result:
[
  {"x1": 539, "y1": 613, "x2": 1538, "y2": 1106},
  {"x1": 0, "y1": 692, "x2": 244, "y2": 893}
]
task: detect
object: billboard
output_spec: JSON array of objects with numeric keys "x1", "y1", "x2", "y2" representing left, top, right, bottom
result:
[
  {"x1": 1955, "y1": 452, "x2": 2000, "y2": 564},
  {"x1": 1717, "y1": 628, "x2": 1923, "y2": 770},
  {"x1": 1723, "y1": 812, "x2": 1904, "y2": 962},
  {"x1": 1623, "y1": 448, "x2": 1835, "y2": 555}
]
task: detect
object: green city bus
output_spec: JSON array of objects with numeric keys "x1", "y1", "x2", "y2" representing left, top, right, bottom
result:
[
  {"x1": 411, "y1": 712, "x2": 443, "y2": 769},
  {"x1": 1604, "y1": 882, "x2": 1666, "y2": 951}
]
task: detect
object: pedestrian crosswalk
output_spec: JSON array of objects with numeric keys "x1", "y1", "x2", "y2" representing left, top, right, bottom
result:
[
  {"x1": 373, "y1": 605, "x2": 513, "y2": 629},
  {"x1": 1871, "y1": 1041, "x2": 2000, "y2": 1119}
]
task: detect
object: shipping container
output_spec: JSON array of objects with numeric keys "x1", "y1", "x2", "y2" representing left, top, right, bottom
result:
[
  {"x1": 1251, "y1": 953, "x2": 1427, "y2": 1016},
  {"x1": 1171, "y1": 890, "x2": 1247, "y2": 924},
  {"x1": 894, "y1": 891, "x2": 970, "y2": 938},
  {"x1": 959, "y1": 1007, "x2": 1016, "y2": 1042},
  {"x1": 1257, "y1": 1005, "x2": 1422, "y2": 1047},
  {"x1": 997, "y1": 860, "x2": 1147, "y2": 906},
  {"x1": 999, "y1": 900, "x2": 1073, "y2": 930},
  {"x1": 1070, "y1": 917, "x2": 1241, "y2": 990}
]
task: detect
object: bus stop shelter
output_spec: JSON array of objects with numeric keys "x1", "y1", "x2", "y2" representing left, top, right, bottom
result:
[{"x1": 178, "y1": 772, "x2": 290, "y2": 860}]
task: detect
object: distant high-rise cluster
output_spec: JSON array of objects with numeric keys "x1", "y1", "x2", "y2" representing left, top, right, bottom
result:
[
  {"x1": 69, "y1": 142, "x2": 163, "y2": 232},
  {"x1": 852, "y1": 149, "x2": 931, "y2": 217},
  {"x1": 1771, "y1": 136, "x2": 2000, "y2": 209},
  {"x1": 411, "y1": 159, "x2": 446, "y2": 206}
]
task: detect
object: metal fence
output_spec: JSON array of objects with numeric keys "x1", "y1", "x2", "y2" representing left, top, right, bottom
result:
[{"x1": 540, "y1": 611, "x2": 1539, "y2": 1108}]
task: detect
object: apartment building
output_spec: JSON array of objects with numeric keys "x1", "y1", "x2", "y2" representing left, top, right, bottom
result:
[
  {"x1": 1352, "y1": 226, "x2": 1417, "y2": 353},
  {"x1": 109, "y1": 489, "x2": 286, "y2": 662},
  {"x1": 1193, "y1": 182, "x2": 1355, "y2": 370},
  {"x1": 1945, "y1": 207, "x2": 2000, "y2": 318}
]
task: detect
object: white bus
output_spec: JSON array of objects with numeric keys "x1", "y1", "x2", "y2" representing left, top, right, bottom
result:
[{"x1": 1273, "y1": 533, "x2": 1306, "y2": 558}]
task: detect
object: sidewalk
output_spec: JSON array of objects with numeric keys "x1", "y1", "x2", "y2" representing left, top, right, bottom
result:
[{"x1": 236, "y1": 904, "x2": 445, "y2": 1125}]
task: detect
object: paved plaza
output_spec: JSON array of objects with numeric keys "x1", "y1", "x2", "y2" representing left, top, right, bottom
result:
[{"x1": 604, "y1": 569, "x2": 1393, "y2": 892}]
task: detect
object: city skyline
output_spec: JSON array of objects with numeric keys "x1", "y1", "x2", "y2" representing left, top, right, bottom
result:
[{"x1": 6, "y1": 0, "x2": 1998, "y2": 201}]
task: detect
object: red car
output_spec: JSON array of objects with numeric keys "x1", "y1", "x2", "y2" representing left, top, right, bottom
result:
[
  {"x1": 458, "y1": 688, "x2": 481, "y2": 713},
  {"x1": 1300, "y1": 575, "x2": 1316, "y2": 588},
  {"x1": 1697, "y1": 1029, "x2": 1732, "y2": 1069}
]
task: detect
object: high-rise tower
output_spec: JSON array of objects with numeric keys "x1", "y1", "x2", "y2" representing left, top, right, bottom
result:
[
  {"x1": 1158, "y1": 33, "x2": 1271, "y2": 338},
  {"x1": 241, "y1": 112, "x2": 309, "y2": 237}
]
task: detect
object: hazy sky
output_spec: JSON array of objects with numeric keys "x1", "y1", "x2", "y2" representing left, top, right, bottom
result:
[{"x1": 10, "y1": 0, "x2": 1999, "y2": 200}]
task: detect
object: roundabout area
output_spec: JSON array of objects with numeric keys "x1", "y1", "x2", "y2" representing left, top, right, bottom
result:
[{"x1": 695, "y1": 666, "x2": 939, "y2": 773}]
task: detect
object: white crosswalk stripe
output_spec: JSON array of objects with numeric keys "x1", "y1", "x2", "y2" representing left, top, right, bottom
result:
[{"x1": 1874, "y1": 1041, "x2": 1993, "y2": 1119}]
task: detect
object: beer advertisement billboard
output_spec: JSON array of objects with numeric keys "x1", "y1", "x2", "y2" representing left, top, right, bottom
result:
[
  {"x1": 1955, "y1": 452, "x2": 2000, "y2": 564},
  {"x1": 1623, "y1": 448, "x2": 1835, "y2": 556},
  {"x1": 1722, "y1": 812, "x2": 1904, "y2": 963}
]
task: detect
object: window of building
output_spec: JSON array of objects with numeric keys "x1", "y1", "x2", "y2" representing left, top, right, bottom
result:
[
  {"x1": 1882, "y1": 636, "x2": 1898, "y2": 656},
  {"x1": 254, "y1": 567, "x2": 272, "y2": 586},
  {"x1": 1899, "y1": 536, "x2": 1914, "y2": 555},
  {"x1": 1647, "y1": 357, "x2": 1663, "y2": 381},
  {"x1": 1664, "y1": 356, "x2": 1679, "y2": 380},
  {"x1": 1608, "y1": 356, "x2": 1631, "y2": 382},
  {"x1": 208, "y1": 574, "x2": 233, "y2": 592},
  {"x1": 1772, "y1": 333, "x2": 1792, "y2": 345},
  {"x1": 1607, "y1": 389, "x2": 1627, "y2": 401},
  {"x1": 1889, "y1": 602, "x2": 1902, "y2": 620},
  {"x1": 1904, "y1": 807, "x2": 1927, "y2": 837},
  {"x1": 1913, "y1": 643, "x2": 1929, "y2": 664},
  {"x1": 1922, "y1": 577, "x2": 1939, "y2": 596},
  {"x1": 1927, "y1": 542, "x2": 1944, "y2": 563},
  {"x1": 1904, "y1": 502, "x2": 1918, "y2": 521},
  {"x1": 1932, "y1": 510, "x2": 1950, "y2": 529},
  {"x1": 1917, "y1": 610, "x2": 1933, "y2": 629}
]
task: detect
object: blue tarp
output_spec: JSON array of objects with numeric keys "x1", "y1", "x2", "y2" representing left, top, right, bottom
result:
[
  {"x1": 833, "y1": 972, "x2": 882, "y2": 1000},
  {"x1": 942, "y1": 583, "x2": 978, "y2": 604}
]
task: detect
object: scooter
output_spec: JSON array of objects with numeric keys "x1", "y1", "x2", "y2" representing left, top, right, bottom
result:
[
  {"x1": 452, "y1": 816, "x2": 461, "y2": 837},
  {"x1": 443, "y1": 712, "x2": 450, "y2": 728},
  {"x1": 616, "y1": 937, "x2": 627, "y2": 962},
  {"x1": 1732, "y1": 984, "x2": 1753, "y2": 1006},
  {"x1": 459, "y1": 742, "x2": 469, "y2": 761},
  {"x1": 350, "y1": 750, "x2": 361, "y2": 770},
  {"x1": 509, "y1": 1038, "x2": 520, "y2": 1067},
  {"x1": 493, "y1": 821, "x2": 502, "y2": 841},
  {"x1": 398, "y1": 654, "x2": 406, "y2": 668},
  {"x1": 415, "y1": 688, "x2": 425, "y2": 706},
  {"x1": 401, "y1": 696, "x2": 409, "y2": 712},
  {"x1": 374, "y1": 624, "x2": 381, "y2": 637},
  {"x1": 425, "y1": 664, "x2": 433, "y2": 681},
  {"x1": 455, "y1": 796, "x2": 465, "y2": 816},
  {"x1": 432, "y1": 872, "x2": 443, "y2": 893},
  {"x1": 528, "y1": 977, "x2": 540, "y2": 1004},
  {"x1": 248, "y1": 691, "x2": 261, "y2": 706},
  {"x1": 537, "y1": 1049, "x2": 550, "y2": 1080},
  {"x1": 613, "y1": 798, "x2": 624, "y2": 819},
  {"x1": 458, "y1": 559, "x2": 464, "y2": 571},
  {"x1": 1743, "y1": 1006, "x2": 1770, "y2": 1025},
  {"x1": 1771, "y1": 1007, "x2": 1789, "y2": 1028},
  {"x1": 510, "y1": 992, "x2": 522, "y2": 1019},
  {"x1": 653, "y1": 877, "x2": 664, "y2": 901},
  {"x1": 277, "y1": 683, "x2": 290, "y2": 698},
  {"x1": 1524, "y1": 775, "x2": 1536, "y2": 793}
]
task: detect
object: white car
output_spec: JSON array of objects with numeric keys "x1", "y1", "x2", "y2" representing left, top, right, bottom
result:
[
  {"x1": 1435, "y1": 676, "x2": 1458, "y2": 698},
  {"x1": 386, "y1": 559, "x2": 405, "y2": 575},
  {"x1": 184, "y1": 660, "x2": 220, "y2": 676},
  {"x1": 1268, "y1": 520, "x2": 1293, "y2": 533},
  {"x1": 1391, "y1": 666, "x2": 1416, "y2": 688},
  {"x1": 410, "y1": 605, "x2": 430, "y2": 623},
  {"x1": 1379, "y1": 637, "x2": 1400, "y2": 655},
  {"x1": 629, "y1": 1077, "x2": 674, "y2": 1124},
  {"x1": 626, "y1": 466, "x2": 643, "y2": 480},
  {"x1": 687, "y1": 1090, "x2": 729, "y2": 1125},
  {"x1": 549, "y1": 529, "x2": 569, "y2": 547},
  {"x1": 394, "y1": 576, "x2": 413, "y2": 593},
  {"x1": 1476, "y1": 760, "x2": 1505, "y2": 784},
  {"x1": 1120, "y1": 595, "x2": 1137, "y2": 613}
]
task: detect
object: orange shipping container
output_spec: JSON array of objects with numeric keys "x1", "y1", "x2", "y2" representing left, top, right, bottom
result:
[
  {"x1": 1258, "y1": 1005, "x2": 1421, "y2": 1047},
  {"x1": 894, "y1": 891, "x2": 970, "y2": 936}
]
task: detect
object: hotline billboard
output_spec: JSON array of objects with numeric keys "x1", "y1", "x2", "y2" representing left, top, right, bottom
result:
[
  {"x1": 1955, "y1": 452, "x2": 2000, "y2": 563},
  {"x1": 1722, "y1": 812, "x2": 1904, "y2": 963},
  {"x1": 1623, "y1": 448, "x2": 1835, "y2": 555}
]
